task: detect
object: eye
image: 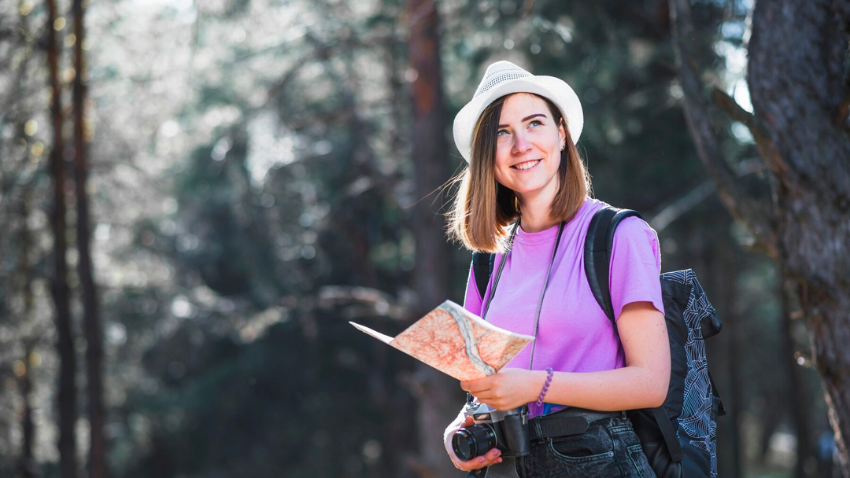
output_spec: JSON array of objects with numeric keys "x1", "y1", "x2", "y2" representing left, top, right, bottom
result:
[
  {"x1": 497, "y1": 129, "x2": 508, "y2": 136},
  {"x1": 529, "y1": 120, "x2": 542, "y2": 127}
]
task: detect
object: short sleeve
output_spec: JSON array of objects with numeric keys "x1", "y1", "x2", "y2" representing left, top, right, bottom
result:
[
  {"x1": 608, "y1": 216, "x2": 665, "y2": 321},
  {"x1": 463, "y1": 262, "x2": 484, "y2": 316}
]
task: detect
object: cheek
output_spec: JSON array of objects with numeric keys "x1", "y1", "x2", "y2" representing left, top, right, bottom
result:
[
  {"x1": 493, "y1": 149, "x2": 512, "y2": 184},
  {"x1": 493, "y1": 168, "x2": 509, "y2": 188},
  {"x1": 551, "y1": 155, "x2": 562, "y2": 171}
]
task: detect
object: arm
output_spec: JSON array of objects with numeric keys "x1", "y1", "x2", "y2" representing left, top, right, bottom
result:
[{"x1": 461, "y1": 301, "x2": 670, "y2": 411}]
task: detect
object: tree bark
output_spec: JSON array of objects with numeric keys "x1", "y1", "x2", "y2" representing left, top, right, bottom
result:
[
  {"x1": 46, "y1": 0, "x2": 78, "y2": 476},
  {"x1": 406, "y1": 0, "x2": 460, "y2": 476},
  {"x1": 670, "y1": 0, "x2": 850, "y2": 474},
  {"x1": 668, "y1": 0, "x2": 778, "y2": 258},
  {"x1": 71, "y1": 0, "x2": 108, "y2": 476}
]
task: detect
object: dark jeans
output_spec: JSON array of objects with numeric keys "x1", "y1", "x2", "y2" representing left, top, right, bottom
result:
[{"x1": 515, "y1": 414, "x2": 657, "y2": 478}]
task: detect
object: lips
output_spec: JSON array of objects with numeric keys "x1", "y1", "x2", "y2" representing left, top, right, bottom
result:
[{"x1": 512, "y1": 159, "x2": 541, "y2": 171}]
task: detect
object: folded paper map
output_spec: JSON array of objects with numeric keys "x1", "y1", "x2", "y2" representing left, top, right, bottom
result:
[{"x1": 350, "y1": 300, "x2": 534, "y2": 381}]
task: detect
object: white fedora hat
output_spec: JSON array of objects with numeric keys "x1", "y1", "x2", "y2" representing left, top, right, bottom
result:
[{"x1": 453, "y1": 61, "x2": 583, "y2": 163}]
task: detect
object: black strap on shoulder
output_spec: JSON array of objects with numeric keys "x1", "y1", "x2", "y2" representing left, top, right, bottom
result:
[
  {"x1": 584, "y1": 207, "x2": 643, "y2": 325},
  {"x1": 585, "y1": 207, "x2": 617, "y2": 324},
  {"x1": 471, "y1": 251, "x2": 495, "y2": 301},
  {"x1": 584, "y1": 207, "x2": 688, "y2": 461}
]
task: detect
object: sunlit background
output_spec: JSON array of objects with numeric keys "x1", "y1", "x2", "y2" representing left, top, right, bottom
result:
[{"x1": 0, "y1": 0, "x2": 837, "y2": 477}]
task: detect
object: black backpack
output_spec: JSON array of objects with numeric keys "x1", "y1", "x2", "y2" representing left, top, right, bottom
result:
[{"x1": 471, "y1": 206, "x2": 725, "y2": 478}]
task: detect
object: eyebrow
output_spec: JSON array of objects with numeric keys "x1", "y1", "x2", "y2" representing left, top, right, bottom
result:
[{"x1": 498, "y1": 114, "x2": 547, "y2": 128}]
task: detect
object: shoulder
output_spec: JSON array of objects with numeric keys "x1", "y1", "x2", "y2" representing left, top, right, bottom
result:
[
  {"x1": 582, "y1": 201, "x2": 660, "y2": 261},
  {"x1": 610, "y1": 213, "x2": 661, "y2": 267},
  {"x1": 585, "y1": 199, "x2": 657, "y2": 241},
  {"x1": 616, "y1": 215, "x2": 658, "y2": 239}
]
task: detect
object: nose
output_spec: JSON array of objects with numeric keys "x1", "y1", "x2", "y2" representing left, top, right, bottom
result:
[{"x1": 512, "y1": 130, "x2": 532, "y2": 155}]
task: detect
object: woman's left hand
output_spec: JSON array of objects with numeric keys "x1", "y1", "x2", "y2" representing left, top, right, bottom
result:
[{"x1": 461, "y1": 368, "x2": 547, "y2": 411}]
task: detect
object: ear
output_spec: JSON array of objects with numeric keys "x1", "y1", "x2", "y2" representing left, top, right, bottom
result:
[{"x1": 558, "y1": 118, "x2": 567, "y2": 147}]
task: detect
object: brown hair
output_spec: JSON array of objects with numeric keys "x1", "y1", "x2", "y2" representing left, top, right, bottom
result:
[{"x1": 447, "y1": 93, "x2": 591, "y2": 253}]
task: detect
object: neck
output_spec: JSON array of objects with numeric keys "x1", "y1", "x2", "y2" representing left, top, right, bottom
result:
[{"x1": 517, "y1": 192, "x2": 560, "y2": 233}]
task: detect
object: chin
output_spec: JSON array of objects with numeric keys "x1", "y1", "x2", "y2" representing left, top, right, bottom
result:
[{"x1": 511, "y1": 176, "x2": 557, "y2": 194}]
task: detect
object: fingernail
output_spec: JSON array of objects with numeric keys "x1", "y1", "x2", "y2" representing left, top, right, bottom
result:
[
  {"x1": 497, "y1": 458, "x2": 503, "y2": 463},
  {"x1": 478, "y1": 457, "x2": 485, "y2": 463}
]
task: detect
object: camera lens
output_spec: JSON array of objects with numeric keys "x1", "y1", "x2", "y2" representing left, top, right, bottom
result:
[{"x1": 452, "y1": 424, "x2": 497, "y2": 461}]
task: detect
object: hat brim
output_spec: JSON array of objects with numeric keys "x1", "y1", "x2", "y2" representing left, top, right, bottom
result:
[{"x1": 453, "y1": 76, "x2": 583, "y2": 163}]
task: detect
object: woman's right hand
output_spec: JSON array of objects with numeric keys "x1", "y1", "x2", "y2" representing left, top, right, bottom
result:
[{"x1": 445, "y1": 416, "x2": 504, "y2": 471}]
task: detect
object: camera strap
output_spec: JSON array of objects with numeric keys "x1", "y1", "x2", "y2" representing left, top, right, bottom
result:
[
  {"x1": 465, "y1": 219, "x2": 566, "y2": 478},
  {"x1": 480, "y1": 218, "x2": 566, "y2": 372}
]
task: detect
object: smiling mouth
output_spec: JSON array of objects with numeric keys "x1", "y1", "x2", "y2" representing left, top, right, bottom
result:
[{"x1": 513, "y1": 159, "x2": 541, "y2": 171}]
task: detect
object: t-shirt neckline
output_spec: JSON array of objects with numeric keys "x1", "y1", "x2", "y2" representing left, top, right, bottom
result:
[{"x1": 514, "y1": 196, "x2": 593, "y2": 245}]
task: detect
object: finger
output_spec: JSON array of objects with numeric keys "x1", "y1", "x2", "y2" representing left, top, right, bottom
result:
[
  {"x1": 457, "y1": 458, "x2": 497, "y2": 471},
  {"x1": 461, "y1": 377, "x2": 492, "y2": 391},
  {"x1": 473, "y1": 390, "x2": 495, "y2": 399},
  {"x1": 456, "y1": 449, "x2": 503, "y2": 471},
  {"x1": 466, "y1": 382, "x2": 493, "y2": 395},
  {"x1": 462, "y1": 383, "x2": 485, "y2": 393},
  {"x1": 457, "y1": 449, "x2": 502, "y2": 468}
]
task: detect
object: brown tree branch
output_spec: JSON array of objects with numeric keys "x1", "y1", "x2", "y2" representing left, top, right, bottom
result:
[
  {"x1": 668, "y1": 0, "x2": 778, "y2": 258},
  {"x1": 649, "y1": 180, "x2": 715, "y2": 232},
  {"x1": 712, "y1": 87, "x2": 758, "y2": 130},
  {"x1": 712, "y1": 87, "x2": 789, "y2": 201}
]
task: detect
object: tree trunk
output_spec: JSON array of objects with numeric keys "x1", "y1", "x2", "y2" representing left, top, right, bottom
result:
[
  {"x1": 46, "y1": 0, "x2": 78, "y2": 476},
  {"x1": 406, "y1": 0, "x2": 460, "y2": 476},
  {"x1": 72, "y1": 0, "x2": 108, "y2": 476},
  {"x1": 780, "y1": 275, "x2": 811, "y2": 478},
  {"x1": 381, "y1": 5, "x2": 412, "y2": 477},
  {"x1": 670, "y1": 0, "x2": 850, "y2": 474},
  {"x1": 748, "y1": 1, "x2": 850, "y2": 473}
]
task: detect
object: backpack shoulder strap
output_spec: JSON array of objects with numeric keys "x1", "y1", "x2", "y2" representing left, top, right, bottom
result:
[
  {"x1": 471, "y1": 252, "x2": 495, "y2": 301},
  {"x1": 584, "y1": 206, "x2": 643, "y2": 324},
  {"x1": 587, "y1": 207, "x2": 689, "y2": 464}
]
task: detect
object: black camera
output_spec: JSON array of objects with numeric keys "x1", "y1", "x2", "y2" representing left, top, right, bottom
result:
[{"x1": 451, "y1": 400, "x2": 531, "y2": 461}]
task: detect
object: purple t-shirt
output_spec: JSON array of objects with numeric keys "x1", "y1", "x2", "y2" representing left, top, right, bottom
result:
[{"x1": 463, "y1": 197, "x2": 664, "y2": 417}]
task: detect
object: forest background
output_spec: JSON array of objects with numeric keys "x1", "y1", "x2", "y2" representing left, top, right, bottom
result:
[{"x1": 0, "y1": 0, "x2": 848, "y2": 477}]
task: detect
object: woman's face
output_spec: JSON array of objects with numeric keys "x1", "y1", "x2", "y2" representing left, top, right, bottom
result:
[{"x1": 493, "y1": 93, "x2": 566, "y2": 203}]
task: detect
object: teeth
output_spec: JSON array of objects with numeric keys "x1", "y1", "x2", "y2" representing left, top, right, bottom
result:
[{"x1": 516, "y1": 160, "x2": 540, "y2": 171}]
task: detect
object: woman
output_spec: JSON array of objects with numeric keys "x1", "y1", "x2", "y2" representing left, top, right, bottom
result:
[{"x1": 443, "y1": 61, "x2": 670, "y2": 477}]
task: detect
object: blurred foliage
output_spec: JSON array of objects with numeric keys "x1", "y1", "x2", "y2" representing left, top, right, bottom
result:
[{"x1": 0, "y1": 0, "x2": 834, "y2": 477}]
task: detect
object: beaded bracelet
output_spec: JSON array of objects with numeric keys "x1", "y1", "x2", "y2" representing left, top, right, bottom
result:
[{"x1": 536, "y1": 367, "x2": 554, "y2": 407}]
